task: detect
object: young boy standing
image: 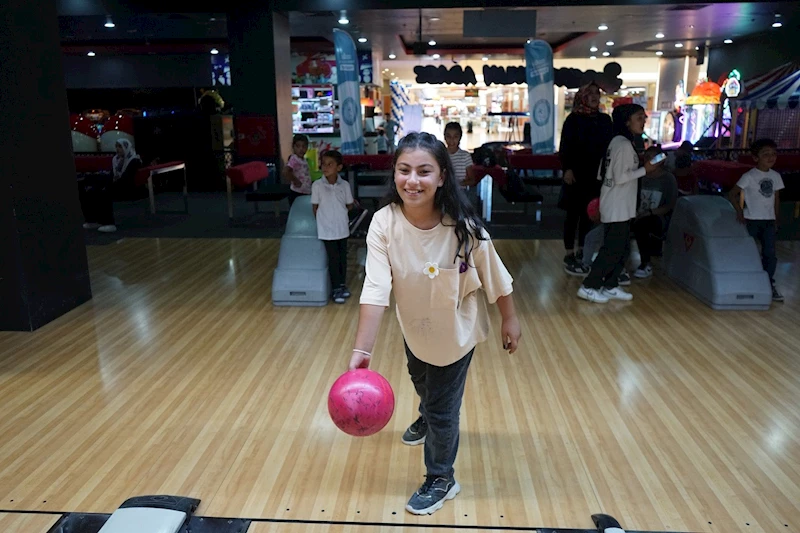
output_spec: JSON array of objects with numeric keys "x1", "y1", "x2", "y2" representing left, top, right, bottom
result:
[{"x1": 730, "y1": 138, "x2": 784, "y2": 302}]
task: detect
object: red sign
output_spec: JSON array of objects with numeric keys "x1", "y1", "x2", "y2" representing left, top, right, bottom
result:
[{"x1": 234, "y1": 116, "x2": 277, "y2": 157}]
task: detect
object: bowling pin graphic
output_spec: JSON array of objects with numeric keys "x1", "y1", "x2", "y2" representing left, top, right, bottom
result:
[{"x1": 525, "y1": 40, "x2": 555, "y2": 154}]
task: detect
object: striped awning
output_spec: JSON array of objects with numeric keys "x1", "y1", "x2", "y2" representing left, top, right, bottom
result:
[
  {"x1": 738, "y1": 68, "x2": 800, "y2": 110},
  {"x1": 743, "y1": 62, "x2": 799, "y2": 95}
]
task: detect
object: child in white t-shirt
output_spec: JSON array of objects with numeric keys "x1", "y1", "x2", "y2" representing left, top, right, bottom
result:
[
  {"x1": 311, "y1": 150, "x2": 354, "y2": 304},
  {"x1": 729, "y1": 138, "x2": 785, "y2": 302},
  {"x1": 348, "y1": 132, "x2": 521, "y2": 516}
]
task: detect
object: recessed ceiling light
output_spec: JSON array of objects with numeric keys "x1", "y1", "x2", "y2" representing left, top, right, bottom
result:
[
  {"x1": 428, "y1": 40, "x2": 436, "y2": 46},
  {"x1": 210, "y1": 17, "x2": 216, "y2": 22},
  {"x1": 656, "y1": 51, "x2": 664, "y2": 56},
  {"x1": 724, "y1": 39, "x2": 733, "y2": 44},
  {"x1": 391, "y1": 72, "x2": 395, "y2": 76},
  {"x1": 210, "y1": 48, "x2": 219, "y2": 55},
  {"x1": 526, "y1": 39, "x2": 531, "y2": 44},
  {"x1": 388, "y1": 53, "x2": 396, "y2": 59},
  {"x1": 602, "y1": 51, "x2": 610, "y2": 56},
  {"x1": 695, "y1": 46, "x2": 700, "y2": 50},
  {"x1": 675, "y1": 43, "x2": 683, "y2": 48},
  {"x1": 606, "y1": 41, "x2": 614, "y2": 46},
  {"x1": 590, "y1": 55, "x2": 597, "y2": 60},
  {"x1": 430, "y1": 17, "x2": 440, "y2": 21},
  {"x1": 590, "y1": 46, "x2": 598, "y2": 52},
  {"x1": 482, "y1": 56, "x2": 489, "y2": 61},
  {"x1": 384, "y1": 68, "x2": 389, "y2": 72},
  {"x1": 773, "y1": 21, "x2": 783, "y2": 28},
  {"x1": 598, "y1": 24, "x2": 608, "y2": 31},
  {"x1": 655, "y1": 32, "x2": 665, "y2": 39},
  {"x1": 87, "y1": 51, "x2": 96, "y2": 57},
  {"x1": 358, "y1": 37, "x2": 367, "y2": 43},
  {"x1": 104, "y1": 17, "x2": 115, "y2": 28},
  {"x1": 432, "y1": 53, "x2": 440, "y2": 59},
  {"x1": 338, "y1": 11, "x2": 349, "y2": 25}
]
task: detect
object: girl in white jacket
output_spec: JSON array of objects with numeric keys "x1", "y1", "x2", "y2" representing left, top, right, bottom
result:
[{"x1": 578, "y1": 104, "x2": 662, "y2": 303}]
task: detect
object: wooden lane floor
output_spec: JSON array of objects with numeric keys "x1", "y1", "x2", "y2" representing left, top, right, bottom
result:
[{"x1": 0, "y1": 238, "x2": 797, "y2": 533}]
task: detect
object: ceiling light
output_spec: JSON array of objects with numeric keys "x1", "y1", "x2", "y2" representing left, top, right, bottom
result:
[
  {"x1": 391, "y1": 72, "x2": 395, "y2": 76},
  {"x1": 590, "y1": 56, "x2": 597, "y2": 60},
  {"x1": 482, "y1": 56, "x2": 489, "y2": 61},
  {"x1": 675, "y1": 43, "x2": 683, "y2": 48},
  {"x1": 384, "y1": 68, "x2": 389, "y2": 72},
  {"x1": 590, "y1": 46, "x2": 598, "y2": 52},
  {"x1": 606, "y1": 41, "x2": 614, "y2": 46},
  {"x1": 598, "y1": 24, "x2": 608, "y2": 31},
  {"x1": 104, "y1": 17, "x2": 115, "y2": 28},
  {"x1": 338, "y1": 11, "x2": 349, "y2": 25},
  {"x1": 655, "y1": 32, "x2": 665, "y2": 39},
  {"x1": 656, "y1": 51, "x2": 663, "y2": 56},
  {"x1": 526, "y1": 39, "x2": 531, "y2": 43},
  {"x1": 724, "y1": 39, "x2": 733, "y2": 44},
  {"x1": 432, "y1": 53, "x2": 440, "y2": 59},
  {"x1": 773, "y1": 21, "x2": 783, "y2": 28},
  {"x1": 358, "y1": 37, "x2": 367, "y2": 43},
  {"x1": 388, "y1": 53, "x2": 396, "y2": 59},
  {"x1": 87, "y1": 51, "x2": 96, "y2": 57},
  {"x1": 695, "y1": 46, "x2": 700, "y2": 50},
  {"x1": 428, "y1": 40, "x2": 436, "y2": 46},
  {"x1": 430, "y1": 17, "x2": 440, "y2": 21},
  {"x1": 210, "y1": 17, "x2": 216, "y2": 22},
  {"x1": 602, "y1": 51, "x2": 610, "y2": 57},
  {"x1": 210, "y1": 48, "x2": 219, "y2": 55}
]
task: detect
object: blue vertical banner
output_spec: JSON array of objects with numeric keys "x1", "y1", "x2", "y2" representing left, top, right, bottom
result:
[
  {"x1": 333, "y1": 29, "x2": 365, "y2": 154},
  {"x1": 525, "y1": 40, "x2": 555, "y2": 154}
]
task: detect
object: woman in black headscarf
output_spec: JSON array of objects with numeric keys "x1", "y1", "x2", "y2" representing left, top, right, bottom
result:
[{"x1": 559, "y1": 82, "x2": 613, "y2": 275}]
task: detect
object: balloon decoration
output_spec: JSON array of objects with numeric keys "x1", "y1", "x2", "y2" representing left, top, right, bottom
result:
[{"x1": 686, "y1": 80, "x2": 722, "y2": 105}]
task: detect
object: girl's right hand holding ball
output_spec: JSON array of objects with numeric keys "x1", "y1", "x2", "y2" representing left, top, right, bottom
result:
[{"x1": 349, "y1": 350, "x2": 371, "y2": 371}]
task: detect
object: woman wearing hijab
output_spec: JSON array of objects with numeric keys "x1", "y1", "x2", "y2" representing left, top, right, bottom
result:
[
  {"x1": 577, "y1": 104, "x2": 663, "y2": 304},
  {"x1": 79, "y1": 138, "x2": 142, "y2": 233},
  {"x1": 559, "y1": 82, "x2": 613, "y2": 275}
]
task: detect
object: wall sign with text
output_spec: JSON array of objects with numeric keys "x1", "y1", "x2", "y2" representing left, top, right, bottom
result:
[{"x1": 414, "y1": 62, "x2": 624, "y2": 93}]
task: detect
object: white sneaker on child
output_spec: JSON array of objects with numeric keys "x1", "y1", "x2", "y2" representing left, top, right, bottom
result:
[
  {"x1": 577, "y1": 286, "x2": 609, "y2": 303},
  {"x1": 83, "y1": 223, "x2": 101, "y2": 229},
  {"x1": 98, "y1": 225, "x2": 117, "y2": 233},
  {"x1": 602, "y1": 287, "x2": 633, "y2": 301},
  {"x1": 634, "y1": 265, "x2": 653, "y2": 279}
]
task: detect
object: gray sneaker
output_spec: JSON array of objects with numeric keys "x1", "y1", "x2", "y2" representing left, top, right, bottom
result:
[
  {"x1": 405, "y1": 476, "x2": 460, "y2": 515},
  {"x1": 401, "y1": 416, "x2": 427, "y2": 445}
]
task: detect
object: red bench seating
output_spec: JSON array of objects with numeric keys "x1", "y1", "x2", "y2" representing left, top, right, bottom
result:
[
  {"x1": 135, "y1": 161, "x2": 188, "y2": 214},
  {"x1": 226, "y1": 161, "x2": 288, "y2": 219},
  {"x1": 342, "y1": 154, "x2": 394, "y2": 170}
]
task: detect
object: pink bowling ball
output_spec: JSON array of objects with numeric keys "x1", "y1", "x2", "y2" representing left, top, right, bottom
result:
[
  {"x1": 587, "y1": 198, "x2": 600, "y2": 221},
  {"x1": 328, "y1": 369, "x2": 394, "y2": 437}
]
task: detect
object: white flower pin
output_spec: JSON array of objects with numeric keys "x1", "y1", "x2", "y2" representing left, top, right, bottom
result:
[{"x1": 423, "y1": 262, "x2": 440, "y2": 279}]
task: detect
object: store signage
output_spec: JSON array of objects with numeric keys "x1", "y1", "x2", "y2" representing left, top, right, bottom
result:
[
  {"x1": 358, "y1": 51, "x2": 374, "y2": 85},
  {"x1": 465, "y1": 88, "x2": 479, "y2": 97},
  {"x1": 724, "y1": 69, "x2": 742, "y2": 98},
  {"x1": 414, "y1": 62, "x2": 624, "y2": 92}
]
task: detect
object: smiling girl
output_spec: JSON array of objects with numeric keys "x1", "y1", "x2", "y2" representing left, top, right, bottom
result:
[{"x1": 347, "y1": 132, "x2": 521, "y2": 516}]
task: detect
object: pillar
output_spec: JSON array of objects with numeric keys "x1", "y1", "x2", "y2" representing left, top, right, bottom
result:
[
  {"x1": 0, "y1": 0, "x2": 92, "y2": 331},
  {"x1": 227, "y1": 6, "x2": 294, "y2": 164}
]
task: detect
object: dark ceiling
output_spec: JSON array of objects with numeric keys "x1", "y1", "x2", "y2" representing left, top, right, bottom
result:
[{"x1": 57, "y1": 2, "x2": 799, "y2": 61}]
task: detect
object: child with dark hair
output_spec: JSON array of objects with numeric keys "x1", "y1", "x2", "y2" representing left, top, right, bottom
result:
[
  {"x1": 348, "y1": 132, "x2": 521, "y2": 515},
  {"x1": 729, "y1": 138, "x2": 784, "y2": 302},
  {"x1": 578, "y1": 104, "x2": 663, "y2": 303},
  {"x1": 312, "y1": 150, "x2": 354, "y2": 304},
  {"x1": 632, "y1": 146, "x2": 678, "y2": 279},
  {"x1": 282, "y1": 134, "x2": 312, "y2": 206}
]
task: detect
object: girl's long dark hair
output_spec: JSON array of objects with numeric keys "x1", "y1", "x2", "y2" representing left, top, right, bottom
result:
[
  {"x1": 600, "y1": 103, "x2": 645, "y2": 181},
  {"x1": 384, "y1": 132, "x2": 488, "y2": 265}
]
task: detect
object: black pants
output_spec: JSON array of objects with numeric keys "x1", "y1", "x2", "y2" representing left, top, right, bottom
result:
[
  {"x1": 746, "y1": 220, "x2": 777, "y2": 282},
  {"x1": 561, "y1": 184, "x2": 595, "y2": 250},
  {"x1": 323, "y1": 238, "x2": 348, "y2": 288},
  {"x1": 633, "y1": 215, "x2": 663, "y2": 266},
  {"x1": 583, "y1": 220, "x2": 631, "y2": 290},
  {"x1": 78, "y1": 175, "x2": 118, "y2": 226},
  {"x1": 405, "y1": 342, "x2": 474, "y2": 478}
]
